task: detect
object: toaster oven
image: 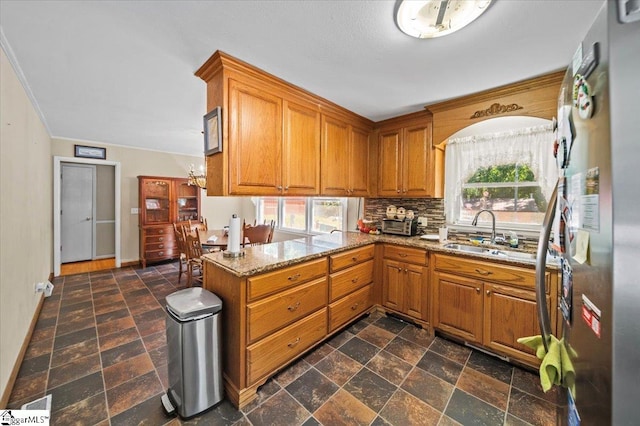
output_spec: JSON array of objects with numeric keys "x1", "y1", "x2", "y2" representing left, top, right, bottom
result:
[{"x1": 381, "y1": 218, "x2": 418, "y2": 236}]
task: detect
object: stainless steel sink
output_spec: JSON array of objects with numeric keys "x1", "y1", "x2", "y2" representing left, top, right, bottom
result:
[
  {"x1": 443, "y1": 243, "x2": 540, "y2": 262},
  {"x1": 442, "y1": 243, "x2": 491, "y2": 254}
]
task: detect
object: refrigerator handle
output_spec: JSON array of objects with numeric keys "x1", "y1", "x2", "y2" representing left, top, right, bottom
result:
[{"x1": 535, "y1": 179, "x2": 558, "y2": 352}]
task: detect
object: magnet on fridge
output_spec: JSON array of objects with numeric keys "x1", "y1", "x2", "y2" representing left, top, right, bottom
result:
[{"x1": 573, "y1": 74, "x2": 594, "y2": 120}]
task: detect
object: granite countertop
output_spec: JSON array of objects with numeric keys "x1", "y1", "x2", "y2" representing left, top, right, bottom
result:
[{"x1": 202, "y1": 231, "x2": 561, "y2": 277}]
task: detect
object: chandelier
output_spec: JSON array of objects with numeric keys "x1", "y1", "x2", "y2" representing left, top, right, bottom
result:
[{"x1": 187, "y1": 164, "x2": 207, "y2": 189}]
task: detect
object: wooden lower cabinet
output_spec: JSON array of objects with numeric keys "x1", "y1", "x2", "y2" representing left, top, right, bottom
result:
[
  {"x1": 432, "y1": 254, "x2": 556, "y2": 367},
  {"x1": 381, "y1": 245, "x2": 429, "y2": 324},
  {"x1": 139, "y1": 225, "x2": 177, "y2": 268},
  {"x1": 203, "y1": 247, "x2": 377, "y2": 409},
  {"x1": 247, "y1": 309, "x2": 327, "y2": 384}
]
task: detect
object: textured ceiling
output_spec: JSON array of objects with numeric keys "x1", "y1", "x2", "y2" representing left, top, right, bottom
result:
[{"x1": 0, "y1": 1, "x2": 603, "y2": 156}]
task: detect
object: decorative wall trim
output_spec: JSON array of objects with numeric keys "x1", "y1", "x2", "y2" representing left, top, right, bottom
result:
[{"x1": 470, "y1": 102, "x2": 524, "y2": 119}]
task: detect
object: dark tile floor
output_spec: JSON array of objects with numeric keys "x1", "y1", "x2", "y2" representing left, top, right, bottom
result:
[{"x1": 8, "y1": 262, "x2": 564, "y2": 425}]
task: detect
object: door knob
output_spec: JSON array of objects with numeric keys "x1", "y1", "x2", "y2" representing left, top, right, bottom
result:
[{"x1": 85, "y1": 217, "x2": 92, "y2": 221}]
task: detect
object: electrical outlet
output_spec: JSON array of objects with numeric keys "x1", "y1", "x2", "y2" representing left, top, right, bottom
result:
[{"x1": 418, "y1": 216, "x2": 428, "y2": 226}]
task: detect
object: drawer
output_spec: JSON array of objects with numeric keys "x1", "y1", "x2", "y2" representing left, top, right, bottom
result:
[
  {"x1": 433, "y1": 254, "x2": 548, "y2": 292},
  {"x1": 248, "y1": 258, "x2": 327, "y2": 301},
  {"x1": 384, "y1": 245, "x2": 428, "y2": 266},
  {"x1": 145, "y1": 226, "x2": 172, "y2": 236},
  {"x1": 247, "y1": 277, "x2": 327, "y2": 344},
  {"x1": 145, "y1": 233, "x2": 174, "y2": 244},
  {"x1": 329, "y1": 260, "x2": 374, "y2": 302},
  {"x1": 330, "y1": 245, "x2": 375, "y2": 272},
  {"x1": 145, "y1": 241, "x2": 176, "y2": 251},
  {"x1": 329, "y1": 284, "x2": 372, "y2": 332},
  {"x1": 145, "y1": 248, "x2": 176, "y2": 260},
  {"x1": 247, "y1": 308, "x2": 327, "y2": 385}
]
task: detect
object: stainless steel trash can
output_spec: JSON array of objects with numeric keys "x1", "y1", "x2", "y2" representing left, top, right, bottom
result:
[{"x1": 162, "y1": 288, "x2": 223, "y2": 419}]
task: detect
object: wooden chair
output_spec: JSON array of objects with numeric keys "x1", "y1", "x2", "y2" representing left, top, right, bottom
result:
[
  {"x1": 173, "y1": 223, "x2": 188, "y2": 284},
  {"x1": 188, "y1": 218, "x2": 207, "y2": 232},
  {"x1": 242, "y1": 220, "x2": 275, "y2": 247},
  {"x1": 184, "y1": 226, "x2": 204, "y2": 287}
]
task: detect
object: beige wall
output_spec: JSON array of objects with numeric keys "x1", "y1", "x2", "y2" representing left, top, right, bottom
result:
[
  {"x1": 51, "y1": 139, "x2": 255, "y2": 263},
  {"x1": 0, "y1": 47, "x2": 53, "y2": 401}
]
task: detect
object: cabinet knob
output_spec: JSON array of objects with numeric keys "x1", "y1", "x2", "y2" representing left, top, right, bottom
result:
[
  {"x1": 351, "y1": 302, "x2": 360, "y2": 311},
  {"x1": 351, "y1": 277, "x2": 359, "y2": 283},
  {"x1": 287, "y1": 337, "x2": 300, "y2": 348},
  {"x1": 486, "y1": 290, "x2": 491, "y2": 296},
  {"x1": 288, "y1": 273, "x2": 301, "y2": 281},
  {"x1": 287, "y1": 302, "x2": 301, "y2": 312},
  {"x1": 404, "y1": 268, "x2": 408, "y2": 273},
  {"x1": 285, "y1": 186, "x2": 289, "y2": 190},
  {"x1": 352, "y1": 256, "x2": 359, "y2": 262},
  {"x1": 277, "y1": 185, "x2": 283, "y2": 190},
  {"x1": 476, "y1": 287, "x2": 481, "y2": 293},
  {"x1": 397, "y1": 189, "x2": 401, "y2": 193}
]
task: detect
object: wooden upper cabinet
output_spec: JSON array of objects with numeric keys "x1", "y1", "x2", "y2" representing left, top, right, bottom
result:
[
  {"x1": 229, "y1": 79, "x2": 282, "y2": 195},
  {"x1": 378, "y1": 129, "x2": 402, "y2": 196},
  {"x1": 349, "y1": 125, "x2": 370, "y2": 196},
  {"x1": 195, "y1": 51, "x2": 373, "y2": 196},
  {"x1": 377, "y1": 114, "x2": 433, "y2": 197},
  {"x1": 321, "y1": 115, "x2": 370, "y2": 197},
  {"x1": 283, "y1": 99, "x2": 321, "y2": 195}
]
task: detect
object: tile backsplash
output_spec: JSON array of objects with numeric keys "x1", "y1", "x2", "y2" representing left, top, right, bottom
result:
[
  {"x1": 363, "y1": 197, "x2": 539, "y2": 251},
  {"x1": 363, "y1": 198, "x2": 445, "y2": 235}
]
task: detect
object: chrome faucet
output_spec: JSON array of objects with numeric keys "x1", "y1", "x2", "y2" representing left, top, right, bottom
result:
[{"x1": 472, "y1": 209, "x2": 496, "y2": 244}]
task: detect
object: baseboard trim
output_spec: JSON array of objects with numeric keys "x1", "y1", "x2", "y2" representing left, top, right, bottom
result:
[
  {"x1": 122, "y1": 260, "x2": 140, "y2": 268},
  {"x1": 0, "y1": 292, "x2": 45, "y2": 408}
]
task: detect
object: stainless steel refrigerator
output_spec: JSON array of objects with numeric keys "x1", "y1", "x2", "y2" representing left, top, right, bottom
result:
[{"x1": 535, "y1": 1, "x2": 640, "y2": 424}]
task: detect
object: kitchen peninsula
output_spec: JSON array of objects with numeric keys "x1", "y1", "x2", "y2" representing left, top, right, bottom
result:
[{"x1": 202, "y1": 232, "x2": 559, "y2": 408}]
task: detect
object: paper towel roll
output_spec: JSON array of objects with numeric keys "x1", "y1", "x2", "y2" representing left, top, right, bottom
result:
[{"x1": 228, "y1": 215, "x2": 241, "y2": 253}]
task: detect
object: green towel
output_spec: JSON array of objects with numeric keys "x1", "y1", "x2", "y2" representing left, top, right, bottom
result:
[{"x1": 517, "y1": 334, "x2": 576, "y2": 396}]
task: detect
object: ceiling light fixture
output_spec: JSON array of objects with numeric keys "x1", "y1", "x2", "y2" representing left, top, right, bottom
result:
[
  {"x1": 187, "y1": 164, "x2": 207, "y2": 189},
  {"x1": 396, "y1": 0, "x2": 493, "y2": 39}
]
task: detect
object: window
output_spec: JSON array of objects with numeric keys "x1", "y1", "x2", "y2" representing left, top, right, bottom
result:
[
  {"x1": 445, "y1": 123, "x2": 557, "y2": 230},
  {"x1": 257, "y1": 197, "x2": 348, "y2": 234}
]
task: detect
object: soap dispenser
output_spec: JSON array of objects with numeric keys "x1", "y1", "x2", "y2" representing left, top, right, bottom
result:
[{"x1": 507, "y1": 231, "x2": 519, "y2": 248}]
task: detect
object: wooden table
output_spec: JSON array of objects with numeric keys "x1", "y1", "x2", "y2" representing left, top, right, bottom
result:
[{"x1": 198, "y1": 229, "x2": 229, "y2": 251}]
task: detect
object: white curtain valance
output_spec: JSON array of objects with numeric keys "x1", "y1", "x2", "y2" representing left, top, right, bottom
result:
[{"x1": 444, "y1": 124, "x2": 557, "y2": 223}]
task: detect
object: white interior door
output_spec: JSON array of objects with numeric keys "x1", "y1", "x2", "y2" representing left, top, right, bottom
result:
[{"x1": 61, "y1": 163, "x2": 95, "y2": 263}]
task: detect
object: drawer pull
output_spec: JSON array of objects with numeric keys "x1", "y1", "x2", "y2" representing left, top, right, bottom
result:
[
  {"x1": 159, "y1": 244, "x2": 164, "y2": 249},
  {"x1": 351, "y1": 302, "x2": 360, "y2": 311},
  {"x1": 287, "y1": 302, "x2": 300, "y2": 312},
  {"x1": 288, "y1": 274, "x2": 301, "y2": 281},
  {"x1": 475, "y1": 268, "x2": 492, "y2": 276},
  {"x1": 158, "y1": 237, "x2": 164, "y2": 242},
  {"x1": 159, "y1": 230, "x2": 164, "y2": 234},
  {"x1": 158, "y1": 252, "x2": 164, "y2": 256},
  {"x1": 351, "y1": 256, "x2": 359, "y2": 262},
  {"x1": 351, "y1": 277, "x2": 359, "y2": 283},
  {"x1": 399, "y1": 253, "x2": 408, "y2": 258},
  {"x1": 288, "y1": 338, "x2": 300, "y2": 348}
]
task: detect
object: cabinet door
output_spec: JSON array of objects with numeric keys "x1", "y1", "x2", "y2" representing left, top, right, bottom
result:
[
  {"x1": 174, "y1": 179, "x2": 200, "y2": 222},
  {"x1": 377, "y1": 129, "x2": 402, "y2": 196},
  {"x1": 404, "y1": 263, "x2": 428, "y2": 322},
  {"x1": 349, "y1": 126, "x2": 370, "y2": 196},
  {"x1": 483, "y1": 283, "x2": 550, "y2": 366},
  {"x1": 140, "y1": 178, "x2": 171, "y2": 224},
  {"x1": 283, "y1": 99, "x2": 321, "y2": 195},
  {"x1": 433, "y1": 272, "x2": 483, "y2": 343},
  {"x1": 402, "y1": 123, "x2": 432, "y2": 196},
  {"x1": 381, "y1": 259, "x2": 404, "y2": 312},
  {"x1": 320, "y1": 115, "x2": 350, "y2": 195},
  {"x1": 229, "y1": 79, "x2": 282, "y2": 194}
]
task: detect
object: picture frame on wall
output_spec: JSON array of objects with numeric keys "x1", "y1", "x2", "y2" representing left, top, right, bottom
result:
[
  {"x1": 74, "y1": 144, "x2": 106, "y2": 160},
  {"x1": 204, "y1": 106, "x2": 222, "y2": 155}
]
